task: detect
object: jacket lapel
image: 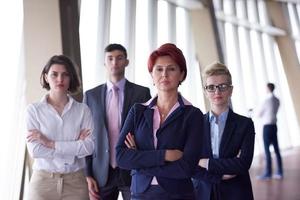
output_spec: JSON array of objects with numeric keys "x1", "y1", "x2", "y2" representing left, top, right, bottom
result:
[
  {"x1": 219, "y1": 109, "x2": 236, "y2": 157},
  {"x1": 99, "y1": 85, "x2": 108, "y2": 128},
  {"x1": 204, "y1": 113, "x2": 213, "y2": 157},
  {"x1": 143, "y1": 108, "x2": 154, "y2": 129},
  {"x1": 159, "y1": 107, "x2": 184, "y2": 130},
  {"x1": 142, "y1": 107, "x2": 155, "y2": 149},
  {"x1": 122, "y1": 80, "x2": 133, "y2": 125},
  {"x1": 159, "y1": 95, "x2": 185, "y2": 130}
]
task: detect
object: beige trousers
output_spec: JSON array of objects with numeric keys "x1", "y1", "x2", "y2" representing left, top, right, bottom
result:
[{"x1": 27, "y1": 169, "x2": 89, "y2": 200}]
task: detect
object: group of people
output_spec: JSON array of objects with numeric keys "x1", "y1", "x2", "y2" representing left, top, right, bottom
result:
[{"x1": 25, "y1": 43, "x2": 282, "y2": 200}]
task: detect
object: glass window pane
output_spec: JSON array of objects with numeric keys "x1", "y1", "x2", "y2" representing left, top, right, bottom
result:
[
  {"x1": 287, "y1": 3, "x2": 300, "y2": 64},
  {"x1": 157, "y1": 0, "x2": 169, "y2": 45},
  {"x1": 79, "y1": 0, "x2": 101, "y2": 90},
  {"x1": 110, "y1": 0, "x2": 125, "y2": 44},
  {"x1": 176, "y1": 7, "x2": 205, "y2": 110},
  {"x1": 0, "y1": 0, "x2": 26, "y2": 198},
  {"x1": 135, "y1": 0, "x2": 152, "y2": 90}
]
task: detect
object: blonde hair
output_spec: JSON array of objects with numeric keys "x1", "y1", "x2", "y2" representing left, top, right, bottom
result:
[{"x1": 202, "y1": 61, "x2": 232, "y2": 85}]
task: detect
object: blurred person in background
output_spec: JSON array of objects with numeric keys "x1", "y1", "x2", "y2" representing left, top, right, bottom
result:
[{"x1": 256, "y1": 83, "x2": 283, "y2": 180}]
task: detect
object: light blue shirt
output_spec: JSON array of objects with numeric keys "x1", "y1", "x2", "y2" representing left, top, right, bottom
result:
[{"x1": 209, "y1": 109, "x2": 229, "y2": 158}]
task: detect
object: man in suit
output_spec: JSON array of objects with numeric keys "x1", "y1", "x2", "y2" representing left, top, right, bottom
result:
[
  {"x1": 84, "y1": 43, "x2": 151, "y2": 200},
  {"x1": 193, "y1": 62, "x2": 255, "y2": 200}
]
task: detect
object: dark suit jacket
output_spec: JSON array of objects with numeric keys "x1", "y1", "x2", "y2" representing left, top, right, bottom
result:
[
  {"x1": 84, "y1": 80, "x2": 151, "y2": 187},
  {"x1": 116, "y1": 95, "x2": 204, "y2": 197},
  {"x1": 193, "y1": 109, "x2": 255, "y2": 200}
]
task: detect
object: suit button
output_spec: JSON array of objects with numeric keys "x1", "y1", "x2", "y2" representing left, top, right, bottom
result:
[{"x1": 106, "y1": 149, "x2": 109, "y2": 153}]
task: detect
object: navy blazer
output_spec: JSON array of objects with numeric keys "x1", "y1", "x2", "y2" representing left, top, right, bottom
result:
[
  {"x1": 116, "y1": 95, "x2": 204, "y2": 197},
  {"x1": 84, "y1": 80, "x2": 151, "y2": 187},
  {"x1": 193, "y1": 109, "x2": 255, "y2": 200}
]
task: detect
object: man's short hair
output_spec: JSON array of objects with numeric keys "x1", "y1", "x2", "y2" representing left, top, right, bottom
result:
[
  {"x1": 267, "y1": 83, "x2": 275, "y2": 92},
  {"x1": 104, "y1": 43, "x2": 127, "y2": 58}
]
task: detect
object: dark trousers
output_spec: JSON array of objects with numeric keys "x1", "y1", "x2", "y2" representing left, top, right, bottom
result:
[
  {"x1": 100, "y1": 166, "x2": 131, "y2": 200},
  {"x1": 210, "y1": 185, "x2": 220, "y2": 200},
  {"x1": 131, "y1": 185, "x2": 195, "y2": 200},
  {"x1": 263, "y1": 124, "x2": 283, "y2": 175}
]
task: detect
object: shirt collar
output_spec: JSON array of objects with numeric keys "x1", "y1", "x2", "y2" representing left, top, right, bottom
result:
[
  {"x1": 142, "y1": 93, "x2": 192, "y2": 108},
  {"x1": 209, "y1": 108, "x2": 229, "y2": 123},
  {"x1": 106, "y1": 78, "x2": 126, "y2": 91},
  {"x1": 41, "y1": 93, "x2": 74, "y2": 111}
]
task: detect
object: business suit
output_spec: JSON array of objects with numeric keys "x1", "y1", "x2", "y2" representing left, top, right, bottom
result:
[
  {"x1": 116, "y1": 95, "x2": 204, "y2": 199},
  {"x1": 193, "y1": 109, "x2": 255, "y2": 200},
  {"x1": 84, "y1": 80, "x2": 151, "y2": 198}
]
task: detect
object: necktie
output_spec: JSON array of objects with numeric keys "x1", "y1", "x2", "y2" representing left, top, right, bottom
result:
[{"x1": 107, "y1": 85, "x2": 120, "y2": 168}]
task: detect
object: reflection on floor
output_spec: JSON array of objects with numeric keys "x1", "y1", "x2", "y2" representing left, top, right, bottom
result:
[{"x1": 250, "y1": 147, "x2": 300, "y2": 200}]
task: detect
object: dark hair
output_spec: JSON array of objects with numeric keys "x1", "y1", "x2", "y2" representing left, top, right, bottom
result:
[
  {"x1": 267, "y1": 82, "x2": 275, "y2": 92},
  {"x1": 104, "y1": 43, "x2": 127, "y2": 58},
  {"x1": 147, "y1": 43, "x2": 187, "y2": 81},
  {"x1": 40, "y1": 55, "x2": 81, "y2": 93}
]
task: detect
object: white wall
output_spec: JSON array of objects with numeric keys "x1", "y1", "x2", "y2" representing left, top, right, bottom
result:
[{"x1": 23, "y1": 0, "x2": 62, "y2": 103}]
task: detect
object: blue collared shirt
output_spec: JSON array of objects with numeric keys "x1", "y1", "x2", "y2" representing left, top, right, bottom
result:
[{"x1": 209, "y1": 109, "x2": 229, "y2": 158}]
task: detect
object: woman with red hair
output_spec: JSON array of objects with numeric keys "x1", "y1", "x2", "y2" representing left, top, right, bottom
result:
[{"x1": 116, "y1": 43, "x2": 204, "y2": 199}]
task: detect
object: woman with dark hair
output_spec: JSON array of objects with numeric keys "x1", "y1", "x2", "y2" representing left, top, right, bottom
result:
[
  {"x1": 25, "y1": 55, "x2": 94, "y2": 200},
  {"x1": 116, "y1": 43, "x2": 204, "y2": 200}
]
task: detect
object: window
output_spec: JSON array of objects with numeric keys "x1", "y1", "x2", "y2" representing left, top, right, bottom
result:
[{"x1": 0, "y1": 0, "x2": 26, "y2": 198}]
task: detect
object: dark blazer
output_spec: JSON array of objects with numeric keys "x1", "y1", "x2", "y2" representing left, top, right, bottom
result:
[
  {"x1": 116, "y1": 95, "x2": 204, "y2": 197},
  {"x1": 84, "y1": 80, "x2": 151, "y2": 187},
  {"x1": 193, "y1": 109, "x2": 255, "y2": 200}
]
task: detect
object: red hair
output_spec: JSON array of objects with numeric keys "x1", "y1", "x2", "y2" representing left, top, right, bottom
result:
[{"x1": 147, "y1": 43, "x2": 187, "y2": 81}]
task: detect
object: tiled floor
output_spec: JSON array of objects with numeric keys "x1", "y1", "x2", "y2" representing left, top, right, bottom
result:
[{"x1": 250, "y1": 147, "x2": 300, "y2": 200}]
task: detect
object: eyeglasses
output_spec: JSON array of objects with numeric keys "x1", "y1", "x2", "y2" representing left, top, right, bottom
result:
[{"x1": 205, "y1": 83, "x2": 232, "y2": 93}]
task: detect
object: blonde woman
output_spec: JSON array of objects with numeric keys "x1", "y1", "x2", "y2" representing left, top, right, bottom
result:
[{"x1": 193, "y1": 62, "x2": 255, "y2": 200}]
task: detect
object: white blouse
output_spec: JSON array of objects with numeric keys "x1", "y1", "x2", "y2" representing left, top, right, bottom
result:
[{"x1": 26, "y1": 94, "x2": 94, "y2": 173}]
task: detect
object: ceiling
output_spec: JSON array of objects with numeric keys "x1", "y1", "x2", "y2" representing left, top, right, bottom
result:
[{"x1": 165, "y1": 0, "x2": 205, "y2": 10}]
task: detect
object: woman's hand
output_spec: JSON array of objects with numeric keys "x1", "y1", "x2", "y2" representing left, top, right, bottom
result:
[
  {"x1": 26, "y1": 129, "x2": 54, "y2": 149},
  {"x1": 198, "y1": 158, "x2": 209, "y2": 169},
  {"x1": 165, "y1": 150, "x2": 183, "y2": 161},
  {"x1": 124, "y1": 133, "x2": 183, "y2": 162},
  {"x1": 86, "y1": 176, "x2": 100, "y2": 200},
  {"x1": 222, "y1": 174, "x2": 237, "y2": 180},
  {"x1": 78, "y1": 129, "x2": 91, "y2": 140},
  {"x1": 125, "y1": 132, "x2": 136, "y2": 149},
  {"x1": 221, "y1": 150, "x2": 240, "y2": 180},
  {"x1": 124, "y1": 132, "x2": 183, "y2": 162}
]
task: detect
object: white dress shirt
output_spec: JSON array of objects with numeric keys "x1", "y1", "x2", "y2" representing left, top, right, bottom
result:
[
  {"x1": 258, "y1": 93, "x2": 280, "y2": 125},
  {"x1": 26, "y1": 94, "x2": 95, "y2": 173}
]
